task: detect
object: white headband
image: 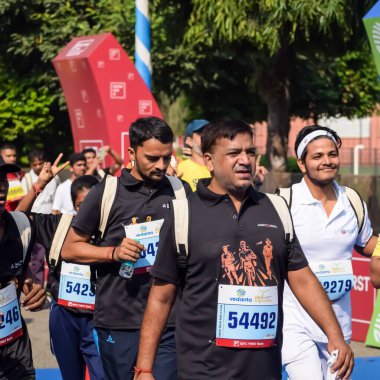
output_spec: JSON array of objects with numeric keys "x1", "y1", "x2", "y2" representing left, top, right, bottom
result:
[{"x1": 296, "y1": 130, "x2": 337, "y2": 158}]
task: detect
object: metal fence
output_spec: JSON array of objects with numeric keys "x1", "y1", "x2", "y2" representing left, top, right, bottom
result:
[{"x1": 329, "y1": 148, "x2": 380, "y2": 176}]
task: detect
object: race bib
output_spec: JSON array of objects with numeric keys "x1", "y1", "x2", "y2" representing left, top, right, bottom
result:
[
  {"x1": 0, "y1": 283, "x2": 23, "y2": 346},
  {"x1": 216, "y1": 285, "x2": 278, "y2": 348},
  {"x1": 309, "y1": 260, "x2": 354, "y2": 301},
  {"x1": 124, "y1": 219, "x2": 164, "y2": 275},
  {"x1": 7, "y1": 178, "x2": 25, "y2": 202},
  {"x1": 58, "y1": 262, "x2": 95, "y2": 310}
]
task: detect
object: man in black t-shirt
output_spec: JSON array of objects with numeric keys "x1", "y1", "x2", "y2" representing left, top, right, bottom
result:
[
  {"x1": 134, "y1": 120, "x2": 354, "y2": 380},
  {"x1": 0, "y1": 154, "x2": 55, "y2": 380},
  {"x1": 62, "y1": 117, "x2": 190, "y2": 380}
]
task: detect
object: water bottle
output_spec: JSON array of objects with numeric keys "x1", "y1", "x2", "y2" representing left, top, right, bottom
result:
[{"x1": 119, "y1": 261, "x2": 135, "y2": 279}]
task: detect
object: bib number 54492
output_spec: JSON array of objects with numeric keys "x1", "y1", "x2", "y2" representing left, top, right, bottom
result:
[{"x1": 228, "y1": 311, "x2": 276, "y2": 330}]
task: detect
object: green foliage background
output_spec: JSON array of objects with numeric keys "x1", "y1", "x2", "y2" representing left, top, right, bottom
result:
[{"x1": 0, "y1": 0, "x2": 379, "y2": 166}]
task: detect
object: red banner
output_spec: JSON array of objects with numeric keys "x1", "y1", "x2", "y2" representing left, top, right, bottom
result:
[
  {"x1": 351, "y1": 250, "x2": 378, "y2": 341},
  {"x1": 52, "y1": 33, "x2": 162, "y2": 166}
]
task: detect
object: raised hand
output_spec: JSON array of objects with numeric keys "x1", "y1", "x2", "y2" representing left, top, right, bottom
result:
[{"x1": 36, "y1": 153, "x2": 69, "y2": 187}]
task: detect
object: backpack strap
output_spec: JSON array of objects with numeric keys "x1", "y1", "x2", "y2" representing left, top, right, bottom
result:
[
  {"x1": 48, "y1": 214, "x2": 74, "y2": 269},
  {"x1": 265, "y1": 193, "x2": 294, "y2": 243},
  {"x1": 9, "y1": 211, "x2": 32, "y2": 262},
  {"x1": 166, "y1": 176, "x2": 188, "y2": 269},
  {"x1": 276, "y1": 187, "x2": 292, "y2": 209},
  {"x1": 97, "y1": 168, "x2": 106, "y2": 180},
  {"x1": 172, "y1": 198, "x2": 189, "y2": 269},
  {"x1": 24, "y1": 172, "x2": 33, "y2": 193},
  {"x1": 165, "y1": 175, "x2": 187, "y2": 199},
  {"x1": 344, "y1": 186, "x2": 365, "y2": 234},
  {"x1": 99, "y1": 175, "x2": 118, "y2": 240}
]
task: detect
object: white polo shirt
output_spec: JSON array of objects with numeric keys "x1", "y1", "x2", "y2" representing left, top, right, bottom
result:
[
  {"x1": 283, "y1": 178, "x2": 372, "y2": 342},
  {"x1": 52, "y1": 179, "x2": 75, "y2": 215}
]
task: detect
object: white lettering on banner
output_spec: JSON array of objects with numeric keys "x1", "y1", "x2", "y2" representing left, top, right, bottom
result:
[
  {"x1": 96, "y1": 109, "x2": 103, "y2": 118},
  {"x1": 353, "y1": 275, "x2": 371, "y2": 292},
  {"x1": 110, "y1": 82, "x2": 126, "y2": 99},
  {"x1": 374, "y1": 313, "x2": 380, "y2": 343},
  {"x1": 128, "y1": 73, "x2": 135, "y2": 80},
  {"x1": 116, "y1": 115, "x2": 124, "y2": 122},
  {"x1": 69, "y1": 60, "x2": 77, "y2": 72},
  {"x1": 139, "y1": 100, "x2": 152, "y2": 115},
  {"x1": 81, "y1": 90, "x2": 89, "y2": 103},
  {"x1": 66, "y1": 39, "x2": 95, "y2": 57},
  {"x1": 74, "y1": 109, "x2": 85, "y2": 129},
  {"x1": 109, "y1": 49, "x2": 120, "y2": 60},
  {"x1": 97, "y1": 61, "x2": 105, "y2": 69}
]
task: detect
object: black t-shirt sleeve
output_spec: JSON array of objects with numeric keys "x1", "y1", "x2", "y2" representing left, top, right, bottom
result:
[
  {"x1": 286, "y1": 233, "x2": 308, "y2": 271},
  {"x1": 72, "y1": 182, "x2": 103, "y2": 237},
  {"x1": 29, "y1": 213, "x2": 61, "y2": 251},
  {"x1": 151, "y1": 212, "x2": 179, "y2": 285}
]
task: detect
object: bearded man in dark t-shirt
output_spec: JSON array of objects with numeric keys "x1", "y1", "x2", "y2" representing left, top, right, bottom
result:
[
  {"x1": 62, "y1": 117, "x2": 191, "y2": 380},
  {"x1": 134, "y1": 120, "x2": 354, "y2": 380}
]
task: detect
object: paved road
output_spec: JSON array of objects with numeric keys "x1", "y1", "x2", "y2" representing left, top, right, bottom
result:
[{"x1": 23, "y1": 308, "x2": 380, "y2": 370}]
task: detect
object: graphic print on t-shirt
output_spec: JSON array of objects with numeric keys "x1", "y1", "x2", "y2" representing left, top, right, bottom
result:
[{"x1": 220, "y1": 239, "x2": 278, "y2": 286}]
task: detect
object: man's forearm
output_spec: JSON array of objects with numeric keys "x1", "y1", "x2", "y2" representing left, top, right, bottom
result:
[
  {"x1": 16, "y1": 178, "x2": 48, "y2": 212},
  {"x1": 288, "y1": 267, "x2": 343, "y2": 340},
  {"x1": 136, "y1": 282, "x2": 177, "y2": 372},
  {"x1": 61, "y1": 228, "x2": 114, "y2": 263},
  {"x1": 370, "y1": 257, "x2": 380, "y2": 288},
  {"x1": 355, "y1": 235, "x2": 377, "y2": 257}
]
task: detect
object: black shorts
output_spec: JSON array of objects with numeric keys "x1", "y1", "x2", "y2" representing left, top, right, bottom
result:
[{"x1": 0, "y1": 318, "x2": 35, "y2": 380}]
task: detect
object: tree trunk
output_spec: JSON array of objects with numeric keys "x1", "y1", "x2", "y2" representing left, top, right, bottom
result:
[{"x1": 259, "y1": 47, "x2": 291, "y2": 172}]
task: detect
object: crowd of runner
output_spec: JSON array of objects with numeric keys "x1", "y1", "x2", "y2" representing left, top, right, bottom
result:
[{"x1": 1, "y1": 117, "x2": 380, "y2": 380}]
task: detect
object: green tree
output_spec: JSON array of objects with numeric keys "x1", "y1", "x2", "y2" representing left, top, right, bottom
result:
[
  {"x1": 0, "y1": 0, "x2": 379, "y2": 170},
  {"x1": 181, "y1": 0, "x2": 380, "y2": 170},
  {"x1": 0, "y1": 0, "x2": 135, "y2": 157}
]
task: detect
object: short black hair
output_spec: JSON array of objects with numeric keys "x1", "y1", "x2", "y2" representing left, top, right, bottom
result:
[
  {"x1": 0, "y1": 143, "x2": 16, "y2": 152},
  {"x1": 82, "y1": 148, "x2": 96, "y2": 155},
  {"x1": 201, "y1": 119, "x2": 253, "y2": 154},
  {"x1": 295, "y1": 125, "x2": 342, "y2": 161},
  {"x1": 28, "y1": 149, "x2": 45, "y2": 163},
  {"x1": 129, "y1": 117, "x2": 174, "y2": 150},
  {"x1": 68, "y1": 152, "x2": 86, "y2": 167},
  {"x1": 70, "y1": 175, "x2": 99, "y2": 203}
]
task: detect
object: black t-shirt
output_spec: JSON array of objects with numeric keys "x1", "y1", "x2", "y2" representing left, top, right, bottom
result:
[
  {"x1": 72, "y1": 169, "x2": 191, "y2": 329},
  {"x1": 0, "y1": 211, "x2": 35, "y2": 378},
  {"x1": 152, "y1": 179, "x2": 308, "y2": 380},
  {"x1": 0, "y1": 211, "x2": 34, "y2": 292}
]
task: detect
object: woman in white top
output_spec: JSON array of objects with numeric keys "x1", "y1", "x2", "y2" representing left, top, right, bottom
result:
[{"x1": 281, "y1": 125, "x2": 377, "y2": 380}]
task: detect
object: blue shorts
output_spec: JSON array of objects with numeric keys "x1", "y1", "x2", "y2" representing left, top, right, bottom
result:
[
  {"x1": 96, "y1": 327, "x2": 176, "y2": 380},
  {"x1": 49, "y1": 301, "x2": 104, "y2": 380}
]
